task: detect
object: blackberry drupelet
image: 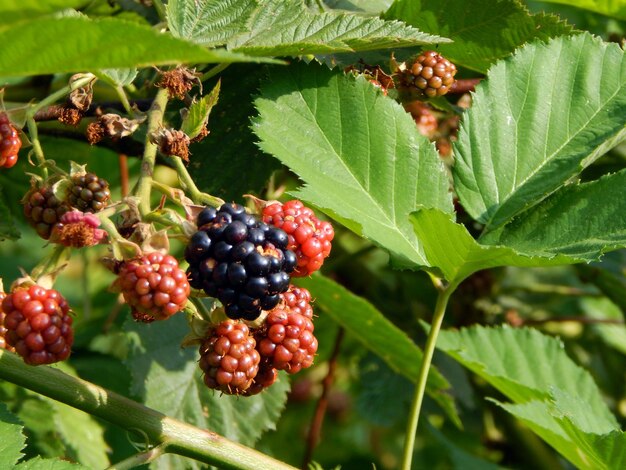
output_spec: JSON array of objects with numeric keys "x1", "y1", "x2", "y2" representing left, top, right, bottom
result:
[{"x1": 186, "y1": 203, "x2": 296, "y2": 320}]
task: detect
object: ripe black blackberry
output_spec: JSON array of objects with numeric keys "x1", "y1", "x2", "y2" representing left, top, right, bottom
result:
[
  {"x1": 67, "y1": 172, "x2": 111, "y2": 213},
  {"x1": 22, "y1": 183, "x2": 71, "y2": 240},
  {"x1": 198, "y1": 320, "x2": 260, "y2": 395},
  {"x1": 185, "y1": 203, "x2": 296, "y2": 320}
]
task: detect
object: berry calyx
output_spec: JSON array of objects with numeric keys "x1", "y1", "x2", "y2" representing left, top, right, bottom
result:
[
  {"x1": 116, "y1": 252, "x2": 190, "y2": 321},
  {"x1": 2, "y1": 285, "x2": 73, "y2": 365},
  {"x1": 67, "y1": 172, "x2": 111, "y2": 213},
  {"x1": 186, "y1": 203, "x2": 296, "y2": 320},
  {"x1": 262, "y1": 200, "x2": 334, "y2": 277},
  {"x1": 397, "y1": 51, "x2": 457, "y2": 98},
  {"x1": 0, "y1": 113, "x2": 21, "y2": 169},
  {"x1": 22, "y1": 183, "x2": 71, "y2": 240},
  {"x1": 255, "y1": 303, "x2": 318, "y2": 374},
  {"x1": 198, "y1": 320, "x2": 261, "y2": 395}
]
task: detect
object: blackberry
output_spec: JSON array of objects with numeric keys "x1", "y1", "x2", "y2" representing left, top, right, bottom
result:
[
  {"x1": 0, "y1": 291, "x2": 14, "y2": 352},
  {"x1": 2, "y1": 285, "x2": 73, "y2": 365},
  {"x1": 256, "y1": 305, "x2": 317, "y2": 374},
  {"x1": 262, "y1": 200, "x2": 334, "y2": 277},
  {"x1": 67, "y1": 172, "x2": 111, "y2": 212},
  {"x1": 198, "y1": 320, "x2": 260, "y2": 395},
  {"x1": 186, "y1": 203, "x2": 296, "y2": 320},
  {"x1": 397, "y1": 51, "x2": 457, "y2": 98},
  {"x1": 22, "y1": 183, "x2": 71, "y2": 240},
  {"x1": 116, "y1": 252, "x2": 190, "y2": 321},
  {"x1": 0, "y1": 113, "x2": 21, "y2": 169},
  {"x1": 281, "y1": 285, "x2": 314, "y2": 319},
  {"x1": 242, "y1": 360, "x2": 278, "y2": 396}
]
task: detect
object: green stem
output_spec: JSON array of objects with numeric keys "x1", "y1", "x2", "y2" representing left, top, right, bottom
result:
[
  {"x1": 107, "y1": 442, "x2": 168, "y2": 470},
  {"x1": 169, "y1": 157, "x2": 224, "y2": 207},
  {"x1": 152, "y1": 0, "x2": 167, "y2": 21},
  {"x1": 26, "y1": 117, "x2": 47, "y2": 179},
  {"x1": 31, "y1": 245, "x2": 71, "y2": 280},
  {"x1": 400, "y1": 279, "x2": 455, "y2": 470},
  {"x1": 115, "y1": 85, "x2": 134, "y2": 116},
  {"x1": 200, "y1": 63, "x2": 231, "y2": 82},
  {"x1": 133, "y1": 88, "x2": 169, "y2": 216},
  {"x1": 0, "y1": 350, "x2": 296, "y2": 470}
]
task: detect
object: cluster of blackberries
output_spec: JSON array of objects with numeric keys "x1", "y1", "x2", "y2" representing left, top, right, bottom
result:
[
  {"x1": 198, "y1": 285, "x2": 318, "y2": 396},
  {"x1": 186, "y1": 203, "x2": 296, "y2": 321},
  {"x1": 396, "y1": 50, "x2": 457, "y2": 98}
]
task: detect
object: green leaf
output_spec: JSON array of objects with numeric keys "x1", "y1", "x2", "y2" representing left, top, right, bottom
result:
[
  {"x1": 254, "y1": 63, "x2": 453, "y2": 268},
  {"x1": 97, "y1": 68, "x2": 139, "y2": 87},
  {"x1": 576, "y1": 251, "x2": 626, "y2": 320},
  {"x1": 296, "y1": 275, "x2": 460, "y2": 427},
  {"x1": 167, "y1": 0, "x2": 258, "y2": 47},
  {"x1": 181, "y1": 80, "x2": 220, "y2": 139},
  {"x1": 125, "y1": 314, "x2": 289, "y2": 456},
  {"x1": 0, "y1": 0, "x2": 89, "y2": 25},
  {"x1": 0, "y1": 15, "x2": 272, "y2": 77},
  {"x1": 483, "y1": 170, "x2": 626, "y2": 260},
  {"x1": 0, "y1": 402, "x2": 25, "y2": 467},
  {"x1": 190, "y1": 64, "x2": 280, "y2": 201},
  {"x1": 0, "y1": 181, "x2": 19, "y2": 241},
  {"x1": 453, "y1": 33, "x2": 626, "y2": 233},
  {"x1": 410, "y1": 208, "x2": 573, "y2": 283},
  {"x1": 537, "y1": 0, "x2": 626, "y2": 21},
  {"x1": 580, "y1": 297, "x2": 626, "y2": 355},
  {"x1": 436, "y1": 325, "x2": 618, "y2": 429},
  {"x1": 385, "y1": 0, "x2": 573, "y2": 73},
  {"x1": 15, "y1": 457, "x2": 90, "y2": 470},
  {"x1": 167, "y1": 0, "x2": 450, "y2": 56}
]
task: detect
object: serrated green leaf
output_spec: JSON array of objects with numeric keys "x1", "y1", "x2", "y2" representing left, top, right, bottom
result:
[
  {"x1": 167, "y1": 0, "x2": 258, "y2": 47},
  {"x1": 0, "y1": 15, "x2": 273, "y2": 77},
  {"x1": 385, "y1": 0, "x2": 573, "y2": 73},
  {"x1": 453, "y1": 33, "x2": 626, "y2": 233},
  {"x1": 254, "y1": 63, "x2": 453, "y2": 268},
  {"x1": 483, "y1": 170, "x2": 626, "y2": 260},
  {"x1": 0, "y1": 402, "x2": 25, "y2": 467},
  {"x1": 124, "y1": 314, "x2": 289, "y2": 455},
  {"x1": 181, "y1": 81, "x2": 220, "y2": 139},
  {"x1": 538, "y1": 0, "x2": 626, "y2": 20},
  {"x1": 0, "y1": 0, "x2": 89, "y2": 25},
  {"x1": 0, "y1": 181, "x2": 19, "y2": 241},
  {"x1": 436, "y1": 325, "x2": 618, "y2": 429},
  {"x1": 189, "y1": 64, "x2": 280, "y2": 201},
  {"x1": 15, "y1": 456, "x2": 90, "y2": 470},
  {"x1": 168, "y1": 0, "x2": 450, "y2": 56},
  {"x1": 580, "y1": 297, "x2": 626, "y2": 355},
  {"x1": 296, "y1": 275, "x2": 460, "y2": 427},
  {"x1": 410, "y1": 208, "x2": 573, "y2": 283}
]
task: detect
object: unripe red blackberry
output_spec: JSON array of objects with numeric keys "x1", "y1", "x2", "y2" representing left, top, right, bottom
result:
[
  {"x1": 242, "y1": 360, "x2": 278, "y2": 396},
  {"x1": 2, "y1": 285, "x2": 73, "y2": 365},
  {"x1": 0, "y1": 113, "x2": 21, "y2": 169},
  {"x1": 281, "y1": 285, "x2": 313, "y2": 319},
  {"x1": 262, "y1": 200, "x2": 333, "y2": 277},
  {"x1": 22, "y1": 184, "x2": 71, "y2": 240},
  {"x1": 199, "y1": 320, "x2": 260, "y2": 395},
  {"x1": 256, "y1": 306, "x2": 317, "y2": 374},
  {"x1": 185, "y1": 203, "x2": 296, "y2": 321},
  {"x1": 0, "y1": 291, "x2": 13, "y2": 352},
  {"x1": 117, "y1": 252, "x2": 190, "y2": 321},
  {"x1": 67, "y1": 172, "x2": 111, "y2": 213},
  {"x1": 397, "y1": 51, "x2": 457, "y2": 98}
]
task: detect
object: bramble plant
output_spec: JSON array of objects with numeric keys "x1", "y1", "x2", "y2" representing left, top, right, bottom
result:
[{"x1": 0, "y1": 1, "x2": 625, "y2": 469}]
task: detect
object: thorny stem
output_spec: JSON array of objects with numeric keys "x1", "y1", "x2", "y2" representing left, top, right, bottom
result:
[
  {"x1": 302, "y1": 328, "x2": 345, "y2": 469},
  {"x1": 107, "y1": 442, "x2": 168, "y2": 470},
  {"x1": 133, "y1": 88, "x2": 169, "y2": 216},
  {"x1": 0, "y1": 350, "x2": 296, "y2": 470},
  {"x1": 169, "y1": 156, "x2": 225, "y2": 207},
  {"x1": 400, "y1": 278, "x2": 456, "y2": 470},
  {"x1": 119, "y1": 154, "x2": 130, "y2": 197}
]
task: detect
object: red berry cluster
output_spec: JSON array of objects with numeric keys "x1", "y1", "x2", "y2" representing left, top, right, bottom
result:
[
  {"x1": 116, "y1": 252, "x2": 190, "y2": 321},
  {"x1": 0, "y1": 291, "x2": 13, "y2": 352},
  {"x1": 199, "y1": 285, "x2": 318, "y2": 395},
  {"x1": 1, "y1": 285, "x2": 73, "y2": 365},
  {"x1": 22, "y1": 184, "x2": 71, "y2": 240},
  {"x1": 0, "y1": 113, "x2": 21, "y2": 169},
  {"x1": 262, "y1": 200, "x2": 334, "y2": 277},
  {"x1": 199, "y1": 320, "x2": 261, "y2": 395},
  {"x1": 397, "y1": 51, "x2": 457, "y2": 97}
]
